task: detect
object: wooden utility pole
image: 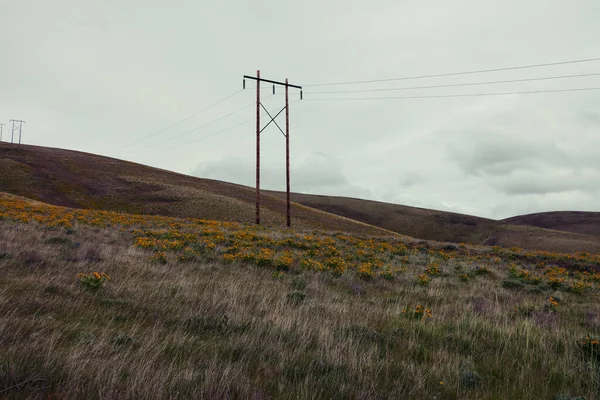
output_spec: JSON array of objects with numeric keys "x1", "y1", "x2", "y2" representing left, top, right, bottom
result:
[
  {"x1": 256, "y1": 70, "x2": 261, "y2": 225},
  {"x1": 285, "y1": 79, "x2": 291, "y2": 227},
  {"x1": 243, "y1": 72, "x2": 302, "y2": 227}
]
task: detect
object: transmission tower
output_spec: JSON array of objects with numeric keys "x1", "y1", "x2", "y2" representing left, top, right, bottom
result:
[
  {"x1": 10, "y1": 119, "x2": 25, "y2": 150},
  {"x1": 243, "y1": 71, "x2": 302, "y2": 227}
]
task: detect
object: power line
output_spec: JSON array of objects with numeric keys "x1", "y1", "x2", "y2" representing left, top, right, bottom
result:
[
  {"x1": 304, "y1": 86, "x2": 600, "y2": 101},
  {"x1": 141, "y1": 101, "x2": 255, "y2": 149},
  {"x1": 141, "y1": 92, "x2": 285, "y2": 150},
  {"x1": 304, "y1": 56, "x2": 600, "y2": 87},
  {"x1": 306, "y1": 72, "x2": 600, "y2": 95},
  {"x1": 9, "y1": 119, "x2": 25, "y2": 150},
  {"x1": 152, "y1": 118, "x2": 254, "y2": 155},
  {"x1": 152, "y1": 99, "x2": 302, "y2": 156},
  {"x1": 121, "y1": 89, "x2": 244, "y2": 148}
]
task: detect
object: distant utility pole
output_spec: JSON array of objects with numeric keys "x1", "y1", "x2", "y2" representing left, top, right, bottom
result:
[
  {"x1": 0, "y1": 123, "x2": 4, "y2": 141},
  {"x1": 243, "y1": 71, "x2": 302, "y2": 227},
  {"x1": 10, "y1": 119, "x2": 25, "y2": 150}
]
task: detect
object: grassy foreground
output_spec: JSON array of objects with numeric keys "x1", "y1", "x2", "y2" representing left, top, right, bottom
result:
[{"x1": 1, "y1": 195, "x2": 600, "y2": 399}]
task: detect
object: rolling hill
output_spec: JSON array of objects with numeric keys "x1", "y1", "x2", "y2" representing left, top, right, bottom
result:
[
  {"x1": 265, "y1": 191, "x2": 600, "y2": 254},
  {"x1": 1, "y1": 142, "x2": 599, "y2": 253},
  {"x1": 0, "y1": 142, "x2": 391, "y2": 237},
  {"x1": 264, "y1": 192, "x2": 497, "y2": 244},
  {"x1": 503, "y1": 211, "x2": 600, "y2": 237}
]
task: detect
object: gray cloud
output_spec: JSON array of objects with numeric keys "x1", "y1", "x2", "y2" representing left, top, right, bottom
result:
[
  {"x1": 193, "y1": 152, "x2": 372, "y2": 199},
  {"x1": 1, "y1": 0, "x2": 600, "y2": 219},
  {"x1": 399, "y1": 172, "x2": 423, "y2": 188},
  {"x1": 447, "y1": 133, "x2": 576, "y2": 177},
  {"x1": 578, "y1": 110, "x2": 600, "y2": 127},
  {"x1": 492, "y1": 170, "x2": 600, "y2": 195},
  {"x1": 444, "y1": 111, "x2": 600, "y2": 198}
]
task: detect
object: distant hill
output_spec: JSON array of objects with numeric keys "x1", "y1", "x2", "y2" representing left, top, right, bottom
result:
[
  {"x1": 0, "y1": 142, "x2": 391, "y2": 236},
  {"x1": 503, "y1": 211, "x2": 600, "y2": 237},
  {"x1": 265, "y1": 191, "x2": 600, "y2": 254},
  {"x1": 264, "y1": 192, "x2": 496, "y2": 243},
  {"x1": 1, "y1": 142, "x2": 599, "y2": 253}
]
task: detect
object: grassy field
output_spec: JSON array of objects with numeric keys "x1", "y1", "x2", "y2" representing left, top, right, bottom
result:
[{"x1": 1, "y1": 194, "x2": 600, "y2": 399}]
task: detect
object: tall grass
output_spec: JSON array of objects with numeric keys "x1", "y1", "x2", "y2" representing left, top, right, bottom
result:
[{"x1": 1, "y1": 220, "x2": 599, "y2": 399}]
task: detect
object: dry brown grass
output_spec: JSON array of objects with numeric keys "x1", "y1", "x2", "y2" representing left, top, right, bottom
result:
[{"x1": 1, "y1": 217, "x2": 600, "y2": 399}]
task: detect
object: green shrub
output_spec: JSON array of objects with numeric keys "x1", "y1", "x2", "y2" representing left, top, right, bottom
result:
[
  {"x1": 111, "y1": 333, "x2": 133, "y2": 346},
  {"x1": 291, "y1": 276, "x2": 307, "y2": 291},
  {"x1": 581, "y1": 336, "x2": 600, "y2": 364},
  {"x1": 78, "y1": 272, "x2": 110, "y2": 291},
  {"x1": 415, "y1": 274, "x2": 430, "y2": 286},
  {"x1": 336, "y1": 325, "x2": 386, "y2": 345},
  {"x1": 459, "y1": 361, "x2": 481, "y2": 388},
  {"x1": 470, "y1": 266, "x2": 492, "y2": 276},
  {"x1": 184, "y1": 315, "x2": 230, "y2": 335},
  {"x1": 554, "y1": 394, "x2": 587, "y2": 400},
  {"x1": 44, "y1": 236, "x2": 70, "y2": 245},
  {"x1": 502, "y1": 279, "x2": 523, "y2": 290},
  {"x1": 287, "y1": 291, "x2": 307, "y2": 305}
]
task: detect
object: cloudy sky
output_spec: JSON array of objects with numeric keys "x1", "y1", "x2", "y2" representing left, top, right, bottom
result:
[{"x1": 2, "y1": 0, "x2": 599, "y2": 219}]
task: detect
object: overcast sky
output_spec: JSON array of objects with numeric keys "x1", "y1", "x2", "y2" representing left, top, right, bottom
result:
[{"x1": 2, "y1": 1, "x2": 599, "y2": 219}]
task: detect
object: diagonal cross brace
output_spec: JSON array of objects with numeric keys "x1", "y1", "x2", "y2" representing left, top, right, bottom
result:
[
  {"x1": 259, "y1": 103, "x2": 287, "y2": 137},
  {"x1": 245, "y1": 70, "x2": 301, "y2": 227}
]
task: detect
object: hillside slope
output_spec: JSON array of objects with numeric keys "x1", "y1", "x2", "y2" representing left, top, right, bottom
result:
[
  {"x1": 503, "y1": 211, "x2": 600, "y2": 237},
  {"x1": 2, "y1": 142, "x2": 599, "y2": 253},
  {"x1": 265, "y1": 192, "x2": 496, "y2": 243},
  {"x1": 265, "y1": 191, "x2": 600, "y2": 254},
  {"x1": 0, "y1": 142, "x2": 390, "y2": 236}
]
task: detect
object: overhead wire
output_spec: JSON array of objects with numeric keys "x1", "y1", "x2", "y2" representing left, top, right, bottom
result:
[
  {"x1": 121, "y1": 89, "x2": 244, "y2": 148},
  {"x1": 304, "y1": 56, "x2": 600, "y2": 87},
  {"x1": 139, "y1": 90, "x2": 299, "y2": 150},
  {"x1": 306, "y1": 72, "x2": 600, "y2": 95},
  {"x1": 304, "y1": 86, "x2": 600, "y2": 101},
  {"x1": 117, "y1": 57, "x2": 600, "y2": 172},
  {"x1": 152, "y1": 99, "x2": 302, "y2": 156},
  {"x1": 120, "y1": 57, "x2": 600, "y2": 152},
  {"x1": 151, "y1": 118, "x2": 255, "y2": 155},
  {"x1": 125, "y1": 58, "x2": 600, "y2": 158},
  {"x1": 141, "y1": 100, "x2": 255, "y2": 149}
]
